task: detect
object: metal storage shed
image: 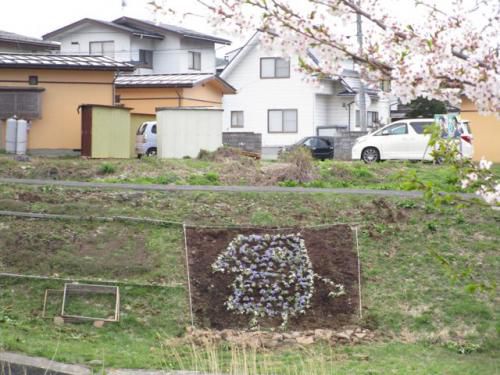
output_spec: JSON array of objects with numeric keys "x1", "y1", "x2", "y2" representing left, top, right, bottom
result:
[
  {"x1": 80, "y1": 104, "x2": 134, "y2": 158},
  {"x1": 156, "y1": 107, "x2": 223, "y2": 159}
]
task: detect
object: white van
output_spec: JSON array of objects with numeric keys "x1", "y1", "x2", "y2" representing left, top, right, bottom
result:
[
  {"x1": 352, "y1": 118, "x2": 473, "y2": 163},
  {"x1": 135, "y1": 121, "x2": 157, "y2": 157}
]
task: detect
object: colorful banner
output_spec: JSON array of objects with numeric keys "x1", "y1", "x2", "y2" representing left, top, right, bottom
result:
[{"x1": 434, "y1": 114, "x2": 464, "y2": 139}]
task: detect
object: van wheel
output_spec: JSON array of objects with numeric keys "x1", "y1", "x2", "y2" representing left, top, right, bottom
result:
[
  {"x1": 361, "y1": 147, "x2": 380, "y2": 163},
  {"x1": 146, "y1": 148, "x2": 157, "y2": 157}
]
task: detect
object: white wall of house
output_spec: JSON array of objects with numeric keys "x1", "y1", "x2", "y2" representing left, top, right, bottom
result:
[
  {"x1": 150, "y1": 31, "x2": 181, "y2": 73},
  {"x1": 151, "y1": 33, "x2": 217, "y2": 74},
  {"x1": 51, "y1": 23, "x2": 218, "y2": 74},
  {"x1": 54, "y1": 24, "x2": 132, "y2": 61},
  {"x1": 180, "y1": 38, "x2": 216, "y2": 73},
  {"x1": 313, "y1": 81, "x2": 355, "y2": 131},
  {"x1": 130, "y1": 37, "x2": 154, "y2": 74},
  {"x1": 221, "y1": 41, "x2": 319, "y2": 148},
  {"x1": 220, "y1": 37, "x2": 392, "y2": 148}
]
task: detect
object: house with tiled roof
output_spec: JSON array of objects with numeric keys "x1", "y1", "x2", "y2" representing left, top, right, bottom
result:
[
  {"x1": 0, "y1": 30, "x2": 59, "y2": 53},
  {"x1": 42, "y1": 16, "x2": 237, "y2": 118},
  {"x1": 114, "y1": 73, "x2": 235, "y2": 114},
  {"x1": 0, "y1": 53, "x2": 133, "y2": 155},
  {"x1": 43, "y1": 17, "x2": 231, "y2": 75}
]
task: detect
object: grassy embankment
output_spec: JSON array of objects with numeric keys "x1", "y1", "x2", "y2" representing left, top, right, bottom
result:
[
  {"x1": 1, "y1": 154, "x2": 498, "y2": 193},
  {"x1": 0, "y1": 182, "x2": 498, "y2": 373}
]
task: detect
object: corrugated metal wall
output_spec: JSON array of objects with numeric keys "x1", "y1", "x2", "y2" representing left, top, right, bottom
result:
[{"x1": 156, "y1": 108, "x2": 223, "y2": 158}]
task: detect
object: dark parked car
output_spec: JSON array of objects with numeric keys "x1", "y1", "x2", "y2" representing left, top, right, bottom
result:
[{"x1": 280, "y1": 136, "x2": 334, "y2": 160}]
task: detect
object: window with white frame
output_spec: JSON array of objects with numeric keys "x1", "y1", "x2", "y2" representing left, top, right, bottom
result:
[
  {"x1": 268, "y1": 109, "x2": 297, "y2": 133},
  {"x1": 231, "y1": 111, "x2": 244, "y2": 128},
  {"x1": 356, "y1": 110, "x2": 379, "y2": 127},
  {"x1": 188, "y1": 51, "x2": 201, "y2": 70},
  {"x1": 260, "y1": 57, "x2": 290, "y2": 78},
  {"x1": 89, "y1": 41, "x2": 114, "y2": 58}
]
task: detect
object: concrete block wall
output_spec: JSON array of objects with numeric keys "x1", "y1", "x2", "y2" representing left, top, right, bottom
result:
[
  {"x1": 222, "y1": 132, "x2": 262, "y2": 153},
  {"x1": 333, "y1": 131, "x2": 367, "y2": 160}
]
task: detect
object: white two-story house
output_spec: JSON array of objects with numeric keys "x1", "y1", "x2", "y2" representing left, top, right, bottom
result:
[
  {"x1": 220, "y1": 33, "x2": 391, "y2": 156},
  {"x1": 43, "y1": 17, "x2": 231, "y2": 74}
]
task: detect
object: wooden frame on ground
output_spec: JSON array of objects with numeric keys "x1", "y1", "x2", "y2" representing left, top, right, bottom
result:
[{"x1": 61, "y1": 283, "x2": 120, "y2": 323}]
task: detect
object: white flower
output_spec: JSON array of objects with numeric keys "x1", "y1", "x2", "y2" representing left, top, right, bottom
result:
[
  {"x1": 467, "y1": 173, "x2": 478, "y2": 182},
  {"x1": 479, "y1": 158, "x2": 493, "y2": 170}
]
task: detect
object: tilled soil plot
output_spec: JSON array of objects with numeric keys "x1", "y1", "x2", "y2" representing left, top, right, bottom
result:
[{"x1": 185, "y1": 224, "x2": 359, "y2": 330}]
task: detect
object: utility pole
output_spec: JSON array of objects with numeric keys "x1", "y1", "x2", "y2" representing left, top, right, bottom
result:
[{"x1": 356, "y1": 3, "x2": 368, "y2": 132}]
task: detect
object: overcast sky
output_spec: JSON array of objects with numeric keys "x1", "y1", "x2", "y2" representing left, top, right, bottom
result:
[
  {"x1": 0, "y1": 0, "x2": 477, "y2": 55},
  {"x1": 0, "y1": 1, "x2": 226, "y2": 37},
  {"x1": 0, "y1": 0, "x2": 245, "y2": 54}
]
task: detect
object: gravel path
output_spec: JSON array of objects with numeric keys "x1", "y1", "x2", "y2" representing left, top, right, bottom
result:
[{"x1": 0, "y1": 177, "x2": 478, "y2": 199}]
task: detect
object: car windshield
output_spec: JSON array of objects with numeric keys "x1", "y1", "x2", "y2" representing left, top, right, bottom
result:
[{"x1": 294, "y1": 137, "x2": 309, "y2": 145}]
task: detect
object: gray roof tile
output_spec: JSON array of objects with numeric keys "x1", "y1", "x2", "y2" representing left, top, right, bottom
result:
[
  {"x1": 115, "y1": 73, "x2": 215, "y2": 87},
  {"x1": 115, "y1": 73, "x2": 236, "y2": 93},
  {"x1": 0, "y1": 30, "x2": 59, "y2": 48},
  {"x1": 0, "y1": 53, "x2": 134, "y2": 71}
]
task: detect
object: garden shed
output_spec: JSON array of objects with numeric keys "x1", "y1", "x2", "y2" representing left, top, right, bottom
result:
[
  {"x1": 156, "y1": 107, "x2": 223, "y2": 158},
  {"x1": 80, "y1": 104, "x2": 134, "y2": 158}
]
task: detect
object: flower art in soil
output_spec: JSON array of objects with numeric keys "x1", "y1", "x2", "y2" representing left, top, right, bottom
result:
[{"x1": 212, "y1": 233, "x2": 345, "y2": 327}]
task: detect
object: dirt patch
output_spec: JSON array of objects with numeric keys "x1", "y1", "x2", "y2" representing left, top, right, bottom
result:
[
  {"x1": 371, "y1": 198, "x2": 407, "y2": 223},
  {"x1": 186, "y1": 225, "x2": 359, "y2": 330},
  {"x1": 0, "y1": 219, "x2": 156, "y2": 280},
  {"x1": 358, "y1": 199, "x2": 410, "y2": 239},
  {"x1": 15, "y1": 192, "x2": 42, "y2": 203}
]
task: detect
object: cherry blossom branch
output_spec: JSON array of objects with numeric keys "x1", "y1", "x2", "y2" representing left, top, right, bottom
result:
[{"x1": 189, "y1": 0, "x2": 500, "y2": 112}]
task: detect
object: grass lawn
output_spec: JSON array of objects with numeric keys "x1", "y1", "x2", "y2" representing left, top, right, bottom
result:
[
  {"x1": 1, "y1": 154, "x2": 498, "y2": 193},
  {"x1": 0, "y1": 183, "x2": 498, "y2": 373}
]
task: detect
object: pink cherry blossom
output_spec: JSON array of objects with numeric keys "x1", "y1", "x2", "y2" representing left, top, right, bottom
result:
[{"x1": 191, "y1": 0, "x2": 499, "y2": 114}]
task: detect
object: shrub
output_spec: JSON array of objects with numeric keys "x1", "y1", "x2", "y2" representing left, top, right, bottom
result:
[
  {"x1": 212, "y1": 233, "x2": 345, "y2": 328},
  {"x1": 276, "y1": 147, "x2": 318, "y2": 184},
  {"x1": 98, "y1": 163, "x2": 116, "y2": 175},
  {"x1": 198, "y1": 146, "x2": 256, "y2": 164},
  {"x1": 197, "y1": 149, "x2": 214, "y2": 161}
]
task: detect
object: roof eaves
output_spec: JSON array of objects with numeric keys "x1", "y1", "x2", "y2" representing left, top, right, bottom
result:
[
  {"x1": 0, "y1": 32, "x2": 60, "y2": 49},
  {"x1": 195, "y1": 74, "x2": 236, "y2": 93},
  {"x1": 220, "y1": 31, "x2": 259, "y2": 78},
  {"x1": 180, "y1": 33, "x2": 231, "y2": 45},
  {"x1": 131, "y1": 32, "x2": 163, "y2": 40},
  {"x1": 113, "y1": 17, "x2": 231, "y2": 45},
  {"x1": 0, "y1": 64, "x2": 134, "y2": 71},
  {"x1": 43, "y1": 18, "x2": 139, "y2": 40},
  {"x1": 116, "y1": 83, "x2": 194, "y2": 88},
  {"x1": 0, "y1": 38, "x2": 60, "y2": 49}
]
